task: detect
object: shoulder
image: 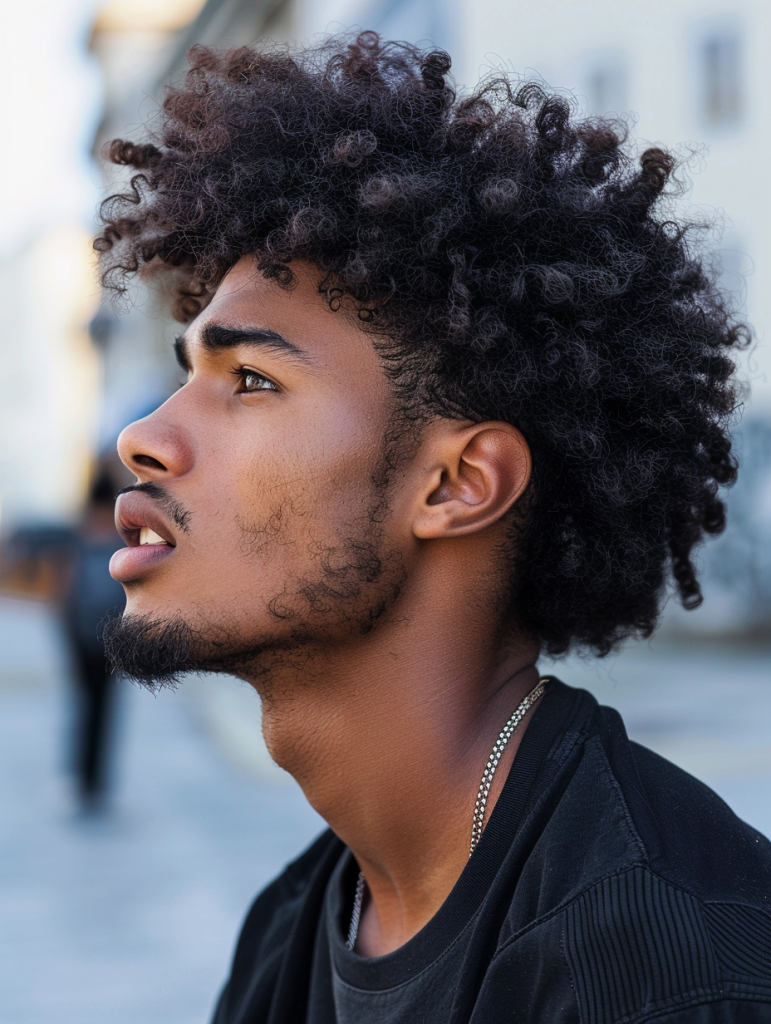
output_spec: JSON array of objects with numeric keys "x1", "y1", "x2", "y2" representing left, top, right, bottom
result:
[
  {"x1": 558, "y1": 861, "x2": 771, "y2": 1022},
  {"x1": 489, "y1": 861, "x2": 771, "y2": 1023},
  {"x1": 552, "y1": 691, "x2": 771, "y2": 1018},
  {"x1": 539, "y1": 683, "x2": 771, "y2": 906},
  {"x1": 599, "y1": 705, "x2": 771, "y2": 908},
  {"x1": 213, "y1": 830, "x2": 342, "y2": 1023},
  {"x1": 238, "y1": 829, "x2": 338, "y2": 945}
]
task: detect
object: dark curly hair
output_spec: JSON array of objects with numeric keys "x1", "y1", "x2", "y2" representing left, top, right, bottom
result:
[{"x1": 95, "y1": 32, "x2": 748, "y2": 656}]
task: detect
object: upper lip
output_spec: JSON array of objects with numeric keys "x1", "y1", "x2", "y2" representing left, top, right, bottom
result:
[{"x1": 115, "y1": 491, "x2": 178, "y2": 548}]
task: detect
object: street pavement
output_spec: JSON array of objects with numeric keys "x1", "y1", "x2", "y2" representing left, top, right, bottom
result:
[
  {"x1": 0, "y1": 598, "x2": 323, "y2": 1024},
  {"x1": 1, "y1": 596, "x2": 769, "y2": 1024}
]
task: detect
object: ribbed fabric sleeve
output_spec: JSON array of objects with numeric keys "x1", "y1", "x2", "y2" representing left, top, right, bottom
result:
[
  {"x1": 564, "y1": 868, "x2": 719, "y2": 1023},
  {"x1": 702, "y1": 903, "x2": 771, "y2": 981}
]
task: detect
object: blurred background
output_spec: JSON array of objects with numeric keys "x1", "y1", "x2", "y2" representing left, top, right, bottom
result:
[{"x1": 0, "y1": 1, "x2": 769, "y2": 1022}]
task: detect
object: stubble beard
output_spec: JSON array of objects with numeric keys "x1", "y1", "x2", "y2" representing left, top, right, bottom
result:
[{"x1": 103, "y1": 472, "x2": 408, "y2": 693}]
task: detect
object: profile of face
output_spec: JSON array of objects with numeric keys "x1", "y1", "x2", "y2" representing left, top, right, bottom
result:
[
  {"x1": 106, "y1": 256, "x2": 532, "y2": 689},
  {"x1": 106, "y1": 258, "x2": 416, "y2": 686}
]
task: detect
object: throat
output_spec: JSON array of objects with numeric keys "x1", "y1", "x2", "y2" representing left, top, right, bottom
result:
[
  {"x1": 257, "y1": 642, "x2": 542, "y2": 957},
  {"x1": 349, "y1": 675, "x2": 546, "y2": 957}
]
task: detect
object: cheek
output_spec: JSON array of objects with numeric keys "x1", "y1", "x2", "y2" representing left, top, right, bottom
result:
[{"x1": 233, "y1": 408, "x2": 388, "y2": 536}]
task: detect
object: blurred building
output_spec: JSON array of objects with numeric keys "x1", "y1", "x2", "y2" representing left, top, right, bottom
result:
[
  {"x1": 88, "y1": 0, "x2": 214, "y2": 452},
  {"x1": 0, "y1": 226, "x2": 100, "y2": 534},
  {"x1": 87, "y1": 0, "x2": 771, "y2": 636},
  {"x1": 0, "y1": 1, "x2": 104, "y2": 547}
]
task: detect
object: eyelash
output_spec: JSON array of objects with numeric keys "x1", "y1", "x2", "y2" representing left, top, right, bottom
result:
[{"x1": 231, "y1": 367, "x2": 280, "y2": 394}]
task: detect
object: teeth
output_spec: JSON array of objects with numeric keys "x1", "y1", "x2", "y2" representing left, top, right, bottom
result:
[{"x1": 139, "y1": 527, "x2": 168, "y2": 546}]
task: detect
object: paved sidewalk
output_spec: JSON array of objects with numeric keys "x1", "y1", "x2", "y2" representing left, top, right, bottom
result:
[
  {"x1": 0, "y1": 598, "x2": 322, "y2": 1024},
  {"x1": 1, "y1": 596, "x2": 769, "y2": 1024}
]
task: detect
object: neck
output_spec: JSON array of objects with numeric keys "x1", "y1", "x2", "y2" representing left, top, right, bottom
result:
[{"x1": 248, "y1": 546, "x2": 541, "y2": 956}]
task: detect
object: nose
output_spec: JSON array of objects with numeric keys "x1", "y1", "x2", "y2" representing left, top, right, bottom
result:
[{"x1": 117, "y1": 398, "x2": 194, "y2": 480}]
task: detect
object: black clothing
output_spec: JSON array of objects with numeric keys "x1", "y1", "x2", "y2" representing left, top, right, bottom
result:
[
  {"x1": 213, "y1": 680, "x2": 771, "y2": 1024},
  {"x1": 65, "y1": 536, "x2": 125, "y2": 799},
  {"x1": 66, "y1": 537, "x2": 125, "y2": 658},
  {"x1": 71, "y1": 640, "x2": 115, "y2": 797}
]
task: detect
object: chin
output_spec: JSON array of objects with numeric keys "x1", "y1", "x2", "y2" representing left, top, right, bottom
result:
[
  {"x1": 101, "y1": 607, "x2": 277, "y2": 691},
  {"x1": 101, "y1": 610, "x2": 198, "y2": 690}
]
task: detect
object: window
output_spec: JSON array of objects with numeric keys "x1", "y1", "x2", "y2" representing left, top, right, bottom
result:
[
  {"x1": 578, "y1": 52, "x2": 627, "y2": 117},
  {"x1": 716, "y1": 236, "x2": 750, "y2": 309},
  {"x1": 700, "y1": 30, "x2": 742, "y2": 127},
  {"x1": 585, "y1": 60, "x2": 627, "y2": 116}
]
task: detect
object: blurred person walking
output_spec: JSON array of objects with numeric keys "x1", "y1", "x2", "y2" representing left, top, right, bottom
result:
[{"x1": 63, "y1": 467, "x2": 125, "y2": 807}]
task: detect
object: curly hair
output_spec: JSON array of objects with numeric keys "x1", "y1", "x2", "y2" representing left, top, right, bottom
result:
[{"x1": 95, "y1": 31, "x2": 748, "y2": 656}]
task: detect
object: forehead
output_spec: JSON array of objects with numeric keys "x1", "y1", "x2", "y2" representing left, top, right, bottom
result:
[{"x1": 185, "y1": 257, "x2": 383, "y2": 377}]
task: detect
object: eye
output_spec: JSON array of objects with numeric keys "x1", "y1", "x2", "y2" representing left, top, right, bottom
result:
[{"x1": 236, "y1": 368, "x2": 279, "y2": 393}]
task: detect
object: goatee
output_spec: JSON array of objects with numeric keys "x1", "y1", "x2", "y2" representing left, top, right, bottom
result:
[{"x1": 102, "y1": 613, "x2": 216, "y2": 691}]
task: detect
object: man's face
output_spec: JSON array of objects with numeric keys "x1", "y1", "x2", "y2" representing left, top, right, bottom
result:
[{"x1": 107, "y1": 258, "x2": 413, "y2": 684}]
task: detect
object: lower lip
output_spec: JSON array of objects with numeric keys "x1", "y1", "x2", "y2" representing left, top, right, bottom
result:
[{"x1": 110, "y1": 544, "x2": 175, "y2": 582}]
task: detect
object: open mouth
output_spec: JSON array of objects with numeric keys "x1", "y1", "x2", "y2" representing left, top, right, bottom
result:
[
  {"x1": 111, "y1": 492, "x2": 179, "y2": 583},
  {"x1": 138, "y1": 527, "x2": 172, "y2": 547}
]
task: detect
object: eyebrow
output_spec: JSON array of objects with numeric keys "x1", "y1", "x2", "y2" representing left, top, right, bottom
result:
[{"x1": 174, "y1": 323, "x2": 309, "y2": 371}]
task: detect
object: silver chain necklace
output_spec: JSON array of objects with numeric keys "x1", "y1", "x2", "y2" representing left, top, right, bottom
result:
[{"x1": 346, "y1": 678, "x2": 547, "y2": 950}]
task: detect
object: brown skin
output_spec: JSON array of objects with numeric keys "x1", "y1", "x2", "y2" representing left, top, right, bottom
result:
[{"x1": 114, "y1": 257, "x2": 541, "y2": 956}]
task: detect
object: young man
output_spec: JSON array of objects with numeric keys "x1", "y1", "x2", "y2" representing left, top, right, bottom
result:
[{"x1": 97, "y1": 33, "x2": 771, "y2": 1024}]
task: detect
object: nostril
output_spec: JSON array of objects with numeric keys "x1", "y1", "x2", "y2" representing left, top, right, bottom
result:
[{"x1": 134, "y1": 454, "x2": 167, "y2": 471}]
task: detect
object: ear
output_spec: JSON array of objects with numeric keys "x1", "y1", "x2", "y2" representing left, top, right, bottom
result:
[{"x1": 412, "y1": 421, "x2": 531, "y2": 540}]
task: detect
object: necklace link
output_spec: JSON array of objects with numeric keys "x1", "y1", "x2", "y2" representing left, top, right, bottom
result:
[
  {"x1": 346, "y1": 871, "x2": 366, "y2": 950},
  {"x1": 347, "y1": 677, "x2": 548, "y2": 950},
  {"x1": 469, "y1": 679, "x2": 547, "y2": 856}
]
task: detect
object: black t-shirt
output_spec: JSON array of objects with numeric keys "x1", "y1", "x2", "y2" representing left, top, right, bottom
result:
[{"x1": 213, "y1": 680, "x2": 771, "y2": 1023}]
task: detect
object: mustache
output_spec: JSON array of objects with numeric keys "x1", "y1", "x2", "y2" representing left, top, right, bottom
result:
[{"x1": 117, "y1": 482, "x2": 193, "y2": 534}]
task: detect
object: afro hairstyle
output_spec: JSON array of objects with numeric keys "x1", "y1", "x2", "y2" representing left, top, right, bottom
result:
[{"x1": 95, "y1": 31, "x2": 748, "y2": 655}]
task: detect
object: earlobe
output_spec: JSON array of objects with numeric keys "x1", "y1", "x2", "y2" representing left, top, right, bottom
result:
[{"x1": 413, "y1": 422, "x2": 531, "y2": 540}]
